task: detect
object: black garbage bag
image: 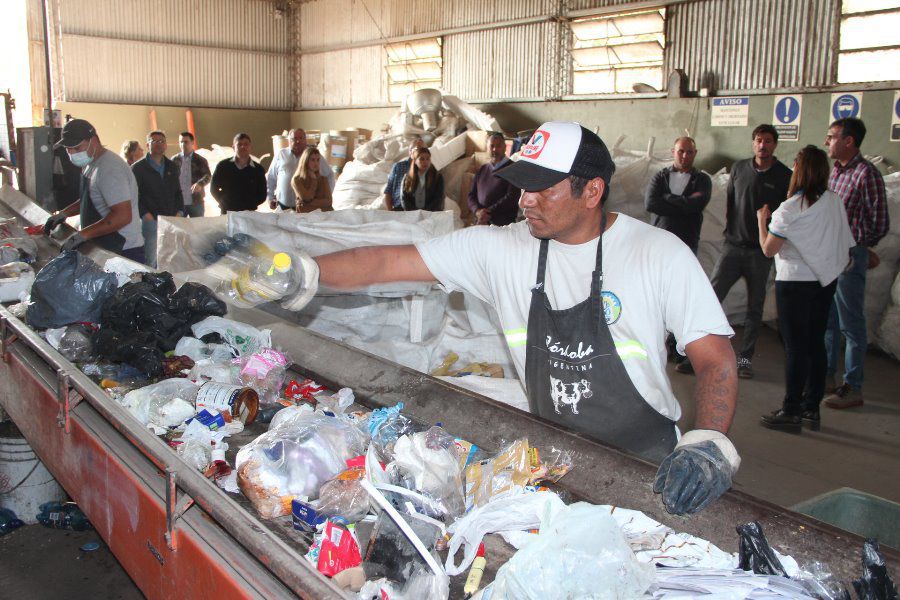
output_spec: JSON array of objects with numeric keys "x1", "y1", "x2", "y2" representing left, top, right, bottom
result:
[
  {"x1": 168, "y1": 282, "x2": 227, "y2": 324},
  {"x1": 853, "y1": 540, "x2": 899, "y2": 600},
  {"x1": 736, "y1": 521, "x2": 787, "y2": 576},
  {"x1": 94, "y1": 329, "x2": 163, "y2": 377},
  {"x1": 96, "y1": 272, "x2": 226, "y2": 374},
  {"x1": 26, "y1": 251, "x2": 118, "y2": 329}
]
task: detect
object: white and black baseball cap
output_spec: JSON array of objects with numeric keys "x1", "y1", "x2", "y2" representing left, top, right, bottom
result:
[{"x1": 495, "y1": 121, "x2": 615, "y2": 192}]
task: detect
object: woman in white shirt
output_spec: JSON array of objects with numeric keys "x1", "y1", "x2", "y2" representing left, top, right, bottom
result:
[{"x1": 756, "y1": 145, "x2": 853, "y2": 432}]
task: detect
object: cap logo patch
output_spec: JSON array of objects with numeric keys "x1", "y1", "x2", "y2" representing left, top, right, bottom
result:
[{"x1": 522, "y1": 129, "x2": 550, "y2": 160}]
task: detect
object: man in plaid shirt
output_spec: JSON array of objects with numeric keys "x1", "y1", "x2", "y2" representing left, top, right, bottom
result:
[{"x1": 823, "y1": 117, "x2": 888, "y2": 409}]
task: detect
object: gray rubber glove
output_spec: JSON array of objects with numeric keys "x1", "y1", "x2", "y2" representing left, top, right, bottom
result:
[
  {"x1": 60, "y1": 232, "x2": 86, "y2": 253},
  {"x1": 653, "y1": 429, "x2": 740, "y2": 515},
  {"x1": 44, "y1": 212, "x2": 68, "y2": 235}
]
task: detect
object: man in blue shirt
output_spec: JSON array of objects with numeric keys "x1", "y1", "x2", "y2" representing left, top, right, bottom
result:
[{"x1": 382, "y1": 137, "x2": 425, "y2": 211}]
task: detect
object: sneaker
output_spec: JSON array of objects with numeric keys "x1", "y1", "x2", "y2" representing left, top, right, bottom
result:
[
  {"x1": 801, "y1": 410, "x2": 821, "y2": 431},
  {"x1": 674, "y1": 360, "x2": 694, "y2": 375},
  {"x1": 760, "y1": 409, "x2": 802, "y2": 432},
  {"x1": 737, "y1": 357, "x2": 754, "y2": 379},
  {"x1": 823, "y1": 383, "x2": 864, "y2": 409}
]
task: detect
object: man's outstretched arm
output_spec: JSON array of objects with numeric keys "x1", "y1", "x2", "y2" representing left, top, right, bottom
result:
[{"x1": 316, "y1": 244, "x2": 437, "y2": 290}]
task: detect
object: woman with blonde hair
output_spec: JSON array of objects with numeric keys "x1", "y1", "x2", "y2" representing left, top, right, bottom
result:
[
  {"x1": 401, "y1": 147, "x2": 444, "y2": 212},
  {"x1": 758, "y1": 145, "x2": 853, "y2": 432},
  {"x1": 120, "y1": 140, "x2": 144, "y2": 166},
  {"x1": 290, "y1": 146, "x2": 332, "y2": 213}
]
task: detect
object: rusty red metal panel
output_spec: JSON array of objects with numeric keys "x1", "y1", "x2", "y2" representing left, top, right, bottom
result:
[{"x1": 0, "y1": 354, "x2": 258, "y2": 599}]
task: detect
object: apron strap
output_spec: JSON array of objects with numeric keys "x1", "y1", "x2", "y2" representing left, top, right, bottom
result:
[{"x1": 590, "y1": 212, "x2": 607, "y2": 334}]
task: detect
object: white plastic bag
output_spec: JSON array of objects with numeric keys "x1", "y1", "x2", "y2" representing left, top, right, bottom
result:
[
  {"x1": 191, "y1": 316, "x2": 271, "y2": 356},
  {"x1": 445, "y1": 491, "x2": 565, "y2": 576},
  {"x1": 235, "y1": 412, "x2": 369, "y2": 518},
  {"x1": 119, "y1": 379, "x2": 200, "y2": 428},
  {"x1": 489, "y1": 503, "x2": 656, "y2": 600},
  {"x1": 103, "y1": 256, "x2": 150, "y2": 287},
  {"x1": 392, "y1": 427, "x2": 465, "y2": 519}
]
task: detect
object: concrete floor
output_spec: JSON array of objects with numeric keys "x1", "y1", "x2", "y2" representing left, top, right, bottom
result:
[
  {"x1": 674, "y1": 325, "x2": 900, "y2": 508},
  {"x1": 0, "y1": 325, "x2": 896, "y2": 597}
]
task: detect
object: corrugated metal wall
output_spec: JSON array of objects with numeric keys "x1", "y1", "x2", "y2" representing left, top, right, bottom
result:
[
  {"x1": 55, "y1": 0, "x2": 292, "y2": 109},
  {"x1": 665, "y1": 0, "x2": 838, "y2": 92},
  {"x1": 443, "y1": 22, "x2": 557, "y2": 102},
  {"x1": 298, "y1": 0, "x2": 556, "y2": 51},
  {"x1": 293, "y1": 0, "x2": 847, "y2": 110}
]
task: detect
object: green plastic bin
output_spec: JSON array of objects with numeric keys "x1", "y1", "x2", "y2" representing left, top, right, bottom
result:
[{"x1": 792, "y1": 488, "x2": 899, "y2": 551}]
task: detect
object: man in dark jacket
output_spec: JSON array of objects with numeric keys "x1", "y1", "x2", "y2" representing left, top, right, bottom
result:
[
  {"x1": 467, "y1": 132, "x2": 521, "y2": 226},
  {"x1": 645, "y1": 137, "x2": 712, "y2": 373},
  {"x1": 644, "y1": 137, "x2": 711, "y2": 254},
  {"x1": 211, "y1": 133, "x2": 266, "y2": 215},
  {"x1": 710, "y1": 124, "x2": 791, "y2": 379},
  {"x1": 131, "y1": 130, "x2": 183, "y2": 267},
  {"x1": 172, "y1": 131, "x2": 211, "y2": 218}
]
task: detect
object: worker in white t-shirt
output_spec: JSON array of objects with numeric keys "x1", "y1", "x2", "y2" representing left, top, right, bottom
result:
[{"x1": 300, "y1": 122, "x2": 741, "y2": 516}]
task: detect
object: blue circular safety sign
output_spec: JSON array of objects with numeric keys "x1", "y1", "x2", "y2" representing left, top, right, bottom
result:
[
  {"x1": 775, "y1": 97, "x2": 800, "y2": 123},
  {"x1": 895, "y1": 97, "x2": 900, "y2": 119},
  {"x1": 832, "y1": 94, "x2": 860, "y2": 120}
]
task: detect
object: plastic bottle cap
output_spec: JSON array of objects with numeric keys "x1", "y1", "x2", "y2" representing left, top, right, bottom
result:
[{"x1": 272, "y1": 253, "x2": 292, "y2": 273}]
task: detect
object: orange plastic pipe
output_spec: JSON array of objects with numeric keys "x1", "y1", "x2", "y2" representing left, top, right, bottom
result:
[{"x1": 186, "y1": 110, "x2": 196, "y2": 146}]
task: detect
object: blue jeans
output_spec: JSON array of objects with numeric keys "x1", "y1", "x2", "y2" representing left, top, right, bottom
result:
[
  {"x1": 141, "y1": 217, "x2": 158, "y2": 268},
  {"x1": 184, "y1": 202, "x2": 205, "y2": 218},
  {"x1": 825, "y1": 244, "x2": 867, "y2": 390}
]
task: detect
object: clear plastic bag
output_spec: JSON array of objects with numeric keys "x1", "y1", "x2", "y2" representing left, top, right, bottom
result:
[
  {"x1": 119, "y1": 379, "x2": 200, "y2": 428},
  {"x1": 58, "y1": 324, "x2": 96, "y2": 363},
  {"x1": 368, "y1": 403, "x2": 419, "y2": 462},
  {"x1": 392, "y1": 426, "x2": 465, "y2": 520},
  {"x1": 191, "y1": 316, "x2": 271, "y2": 356},
  {"x1": 464, "y1": 438, "x2": 531, "y2": 511},
  {"x1": 235, "y1": 412, "x2": 369, "y2": 518},
  {"x1": 796, "y1": 561, "x2": 851, "y2": 600},
  {"x1": 175, "y1": 336, "x2": 235, "y2": 363},
  {"x1": 235, "y1": 348, "x2": 290, "y2": 404},
  {"x1": 317, "y1": 467, "x2": 370, "y2": 523},
  {"x1": 489, "y1": 503, "x2": 655, "y2": 600}
]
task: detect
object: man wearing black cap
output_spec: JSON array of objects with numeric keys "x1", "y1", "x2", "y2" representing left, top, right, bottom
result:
[
  {"x1": 301, "y1": 122, "x2": 740, "y2": 516},
  {"x1": 44, "y1": 119, "x2": 145, "y2": 262}
]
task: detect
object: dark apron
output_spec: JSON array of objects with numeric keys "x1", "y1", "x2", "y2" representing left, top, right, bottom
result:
[
  {"x1": 80, "y1": 174, "x2": 126, "y2": 253},
  {"x1": 524, "y1": 216, "x2": 677, "y2": 463}
]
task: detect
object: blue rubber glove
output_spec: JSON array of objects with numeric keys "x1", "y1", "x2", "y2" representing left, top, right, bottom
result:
[
  {"x1": 60, "y1": 232, "x2": 86, "y2": 253},
  {"x1": 653, "y1": 429, "x2": 740, "y2": 515}
]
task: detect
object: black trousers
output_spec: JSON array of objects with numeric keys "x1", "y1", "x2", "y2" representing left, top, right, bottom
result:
[
  {"x1": 711, "y1": 243, "x2": 773, "y2": 361},
  {"x1": 775, "y1": 279, "x2": 838, "y2": 414}
]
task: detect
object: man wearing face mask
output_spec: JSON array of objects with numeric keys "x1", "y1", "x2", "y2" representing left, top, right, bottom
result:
[{"x1": 44, "y1": 119, "x2": 145, "y2": 263}]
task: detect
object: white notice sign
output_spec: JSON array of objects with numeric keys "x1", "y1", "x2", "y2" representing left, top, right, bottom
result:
[{"x1": 711, "y1": 97, "x2": 750, "y2": 127}]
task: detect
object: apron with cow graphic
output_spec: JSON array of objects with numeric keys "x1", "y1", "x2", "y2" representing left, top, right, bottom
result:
[{"x1": 523, "y1": 217, "x2": 677, "y2": 463}]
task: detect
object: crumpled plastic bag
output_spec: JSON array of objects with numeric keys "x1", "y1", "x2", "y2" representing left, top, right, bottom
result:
[
  {"x1": 103, "y1": 256, "x2": 150, "y2": 287},
  {"x1": 392, "y1": 426, "x2": 465, "y2": 519},
  {"x1": 175, "y1": 336, "x2": 234, "y2": 363},
  {"x1": 26, "y1": 251, "x2": 118, "y2": 328},
  {"x1": 235, "y1": 412, "x2": 368, "y2": 518},
  {"x1": 736, "y1": 521, "x2": 787, "y2": 576},
  {"x1": 58, "y1": 324, "x2": 96, "y2": 363},
  {"x1": 0, "y1": 218, "x2": 38, "y2": 263},
  {"x1": 489, "y1": 503, "x2": 656, "y2": 600},
  {"x1": 316, "y1": 467, "x2": 370, "y2": 523},
  {"x1": 119, "y1": 379, "x2": 200, "y2": 429},
  {"x1": 368, "y1": 403, "x2": 419, "y2": 462},
  {"x1": 192, "y1": 316, "x2": 271, "y2": 356},
  {"x1": 234, "y1": 348, "x2": 290, "y2": 404},
  {"x1": 445, "y1": 491, "x2": 566, "y2": 576},
  {"x1": 852, "y1": 539, "x2": 899, "y2": 600}
]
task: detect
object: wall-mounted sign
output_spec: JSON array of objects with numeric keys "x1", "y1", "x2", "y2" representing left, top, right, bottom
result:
[
  {"x1": 830, "y1": 92, "x2": 863, "y2": 122},
  {"x1": 773, "y1": 95, "x2": 802, "y2": 141},
  {"x1": 711, "y1": 97, "x2": 749, "y2": 127},
  {"x1": 891, "y1": 91, "x2": 900, "y2": 142}
]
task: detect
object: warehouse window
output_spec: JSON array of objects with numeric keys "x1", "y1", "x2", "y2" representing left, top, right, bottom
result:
[
  {"x1": 837, "y1": 0, "x2": 900, "y2": 83},
  {"x1": 385, "y1": 38, "x2": 442, "y2": 104},
  {"x1": 570, "y1": 8, "x2": 665, "y2": 95}
]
